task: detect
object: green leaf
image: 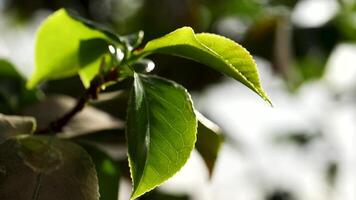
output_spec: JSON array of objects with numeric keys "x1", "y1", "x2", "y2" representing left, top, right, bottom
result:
[
  {"x1": 0, "y1": 136, "x2": 99, "y2": 200},
  {"x1": 0, "y1": 114, "x2": 36, "y2": 143},
  {"x1": 137, "y1": 27, "x2": 271, "y2": 104},
  {"x1": 81, "y1": 144, "x2": 120, "y2": 200},
  {"x1": 126, "y1": 74, "x2": 197, "y2": 199},
  {"x1": 0, "y1": 59, "x2": 22, "y2": 78},
  {"x1": 195, "y1": 112, "x2": 223, "y2": 177},
  {"x1": 78, "y1": 38, "x2": 112, "y2": 87},
  {"x1": 27, "y1": 9, "x2": 116, "y2": 89},
  {"x1": 0, "y1": 59, "x2": 40, "y2": 113}
]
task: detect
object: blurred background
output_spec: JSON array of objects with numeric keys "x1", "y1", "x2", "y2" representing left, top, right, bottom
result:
[{"x1": 0, "y1": 0, "x2": 356, "y2": 199}]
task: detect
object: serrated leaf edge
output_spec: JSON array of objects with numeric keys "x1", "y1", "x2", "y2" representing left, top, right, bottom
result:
[
  {"x1": 195, "y1": 32, "x2": 272, "y2": 105},
  {"x1": 126, "y1": 74, "x2": 198, "y2": 200},
  {"x1": 136, "y1": 27, "x2": 272, "y2": 105}
]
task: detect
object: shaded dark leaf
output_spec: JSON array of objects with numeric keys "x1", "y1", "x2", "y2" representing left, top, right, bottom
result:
[
  {"x1": 195, "y1": 112, "x2": 223, "y2": 177},
  {"x1": 0, "y1": 59, "x2": 40, "y2": 114},
  {"x1": 141, "y1": 189, "x2": 190, "y2": 200},
  {"x1": 81, "y1": 143, "x2": 120, "y2": 200},
  {"x1": 0, "y1": 136, "x2": 99, "y2": 200},
  {"x1": 75, "y1": 129, "x2": 127, "y2": 160}
]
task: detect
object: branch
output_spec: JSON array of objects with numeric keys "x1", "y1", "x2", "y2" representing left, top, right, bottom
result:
[
  {"x1": 35, "y1": 79, "x2": 100, "y2": 134},
  {"x1": 35, "y1": 65, "x2": 119, "y2": 135}
]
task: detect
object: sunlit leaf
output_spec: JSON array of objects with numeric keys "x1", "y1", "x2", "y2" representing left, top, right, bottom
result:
[
  {"x1": 137, "y1": 27, "x2": 271, "y2": 104},
  {"x1": 0, "y1": 136, "x2": 99, "y2": 200},
  {"x1": 27, "y1": 9, "x2": 118, "y2": 88},
  {"x1": 126, "y1": 74, "x2": 197, "y2": 199}
]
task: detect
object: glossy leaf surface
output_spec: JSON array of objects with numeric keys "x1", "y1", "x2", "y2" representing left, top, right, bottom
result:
[
  {"x1": 126, "y1": 74, "x2": 197, "y2": 199},
  {"x1": 27, "y1": 9, "x2": 115, "y2": 88},
  {"x1": 138, "y1": 27, "x2": 271, "y2": 104}
]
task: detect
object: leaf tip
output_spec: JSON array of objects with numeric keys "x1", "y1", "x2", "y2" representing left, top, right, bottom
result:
[
  {"x1": 266, "y1": 98, "x2": 273, "y2": 107},
  {"x1": 258, "y1": 89, "x2": 273, "y2": 107},
  {"x1": 259, "y1": 88, "x2": 273, "y2": 107}
]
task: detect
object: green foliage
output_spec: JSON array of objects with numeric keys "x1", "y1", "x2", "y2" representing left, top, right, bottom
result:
[
  {"x1": 127, "y1": 74, "x2": 197, "y2": 199},
  {"x1": 27, "y1": 9, "x2": 118, "y2": 88},
  {"x1": 137, "y1": 27, "x2": 271, "y2": 104},
  {"x1": 0, "y1": 59, "x2": 20, "y2": 78},
  {"x1": 0, "y1": 8, "x2": 270, "y2": 200},
  {"x1": 0, "y1": 59, "x2": 40, "y2": 114},
  {"x1": 81, "y1": 144, "x2": 121, "y2": 200}
]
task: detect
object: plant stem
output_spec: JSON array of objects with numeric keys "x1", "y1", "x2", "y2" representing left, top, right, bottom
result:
[
  {"x1": 35, "y1": 79, "x2": 100, "y2": 134},
  {"x1": 35, "y1": 65, "x2": 119, "y2": 135}
]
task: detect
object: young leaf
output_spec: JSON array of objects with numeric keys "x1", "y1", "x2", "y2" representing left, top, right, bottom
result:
[
  {"x1": 195, "y1": 112, "x2": 223, "y2": 177},
  {"x1": 136, "y1": 27, "x2": 271, "y2": 104},
  {"x1": 0, "y1": 136, "x2": 99, "y2": 200},
  {"x1": 126, "y1": 74, "x2": 197, "y2": 199},
  {"x1": 27, "y1": 9, "x2": 117, "y2": 88}
]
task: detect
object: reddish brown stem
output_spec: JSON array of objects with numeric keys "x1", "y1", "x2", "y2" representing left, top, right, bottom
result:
[{"x1": 35, "y1": 66, "x2": 118, "y2": 135}]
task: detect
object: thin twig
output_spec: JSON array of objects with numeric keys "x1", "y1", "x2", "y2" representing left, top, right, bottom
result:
[
  {"x1": 35, "y1": 79, "x2": 100, "y2": 134},
  {"x1": 35, "y1": 63, "x2": 119, "y2": 135}
]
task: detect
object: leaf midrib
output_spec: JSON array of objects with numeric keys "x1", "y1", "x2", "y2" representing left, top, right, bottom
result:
[
  {"x1": 194, "y1": 34, "x2": 270, "y2": 103},
  {"x1": 132, "y1": 74, "x2": 151, "y2": 195},
  {"x1": 139, "y1": 33, "x2": 270, "y2": 104}
]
